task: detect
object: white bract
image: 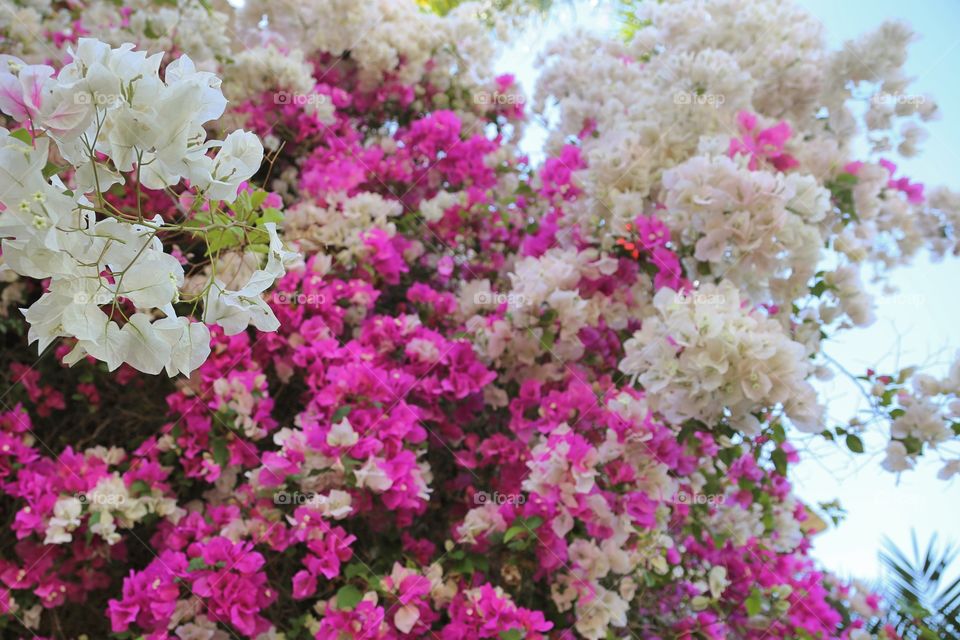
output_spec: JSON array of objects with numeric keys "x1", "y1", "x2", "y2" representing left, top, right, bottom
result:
[
  {"x1": 618, "y1": 282, "x2": 823, "y2": 432},
  {"x1": 0, "y1": 39, "x2": 295, "y2": 376}
]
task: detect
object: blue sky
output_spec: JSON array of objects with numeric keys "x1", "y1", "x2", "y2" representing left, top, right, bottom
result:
[{"x1": 496, "y1": 0, "x2": 960, "y2": 582}]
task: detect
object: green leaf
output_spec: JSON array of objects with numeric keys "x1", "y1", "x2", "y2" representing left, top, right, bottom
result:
[
  {"x1": 771, "y1": 422, "x2": 786, "y2": 444},
  {"x1": 129, "y1": 480, "x2": 152, "y2": 497},
  {"x1": 834, "y1": 172, "x2": 859, "y2": 186},
  {"x1": 188, "y1": 557, "x2": 208, "y2": 571},
  {"x1": 143, "y1": 19, "x2": 164, "y2": 40},
  {"x1": 472, "y1": 555, "x2": 489, "y2": 571},
  {"x1": 745, "y1": 589, "x2": 763, "y2": 616},
  {"x1": 845, "y1": 434, "x2": 864, "y2": 454},
  {"x1": 718, "y1": 445, "x2": 741, "y2": 466},
  {"x1": 344, "y1": 563, "x2": 367, "y2": 580},
  {"x1": 42, "y1": 162, "x2": 64, "y2": 180},
  {"x1": 211, "y1": 438, "x2": 230, "y2": 467},
  {"x1": 499, "y1": 630, "x2": 524, "y2": 640},
  {"x1": 540, "y1": 330, "x2": 556, "y2": 349},
  {"x1": 332, "y1": 405, "x2": 353, "y2": 423},
  {"x1": 257, "y1": 207, "x2": 284, "y2": 226},
  {"x1": 503, "y1": 526, "x2": 526, "y2": 543},
  {"x1": 771, "y1": 448, "x2": 788, "y2": 476},
  {"x1": 9, "y1": 128, "x2": 31, "y2": 145},
  {"x1": 881, "y1": 389, "x2": 896, "y2": 406},
  {"x1": 902, "y1": 436, "x2": 924, "y2": 455},
  {"x1": 248, "y1": 189, "x2": 269, "y2": 210},
  {"x1": 205, "y1": 225, "x2": 246, "y2": 255},
  {"x1": 336, "y1": 584, "x2": 363, "y2": 611},
  {"x1": 342, "y1": 455, "x2": 360, "y2": 474}
]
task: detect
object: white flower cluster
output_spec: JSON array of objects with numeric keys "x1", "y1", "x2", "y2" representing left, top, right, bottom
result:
[
  {"x1": 822, "y1": 265, "x2": 876, "y2": 328},
  {"x1": 825, "y1": 20, "x2": 938, "y2": 156},
  {"x1": 618, "y1": 282, "x2": 822, "y2": 432},
  {"x1": 237, "y1": 0, "x2": 498, "y2": 116},
  {"x1": 880, "y1": 357, "x2": 960, "y2": 478},
  {"x1": 284, "y1": 193, "x2": 403, "y2": 264},
  {"x1": 0, "y1": 1, "x2": 70, "y2": 62},
  {"x1": 662, "y1": 154, "x2": 826, "y2": 304},
  {"x1": 0, "y1": 39, "x2": 295, "y2": 375},
  {"x1": 535, "y1": 0, "x2": 945, "y2": 268},
  {"x1": 0, "y1": 0, "x2": 231, "y2": 67},
  {"x1": 221, "y1": 44, "x2": 332, "y2": 120},
  {"x1": 637, "y1": 0, "x2": 825, "y2": 118}
]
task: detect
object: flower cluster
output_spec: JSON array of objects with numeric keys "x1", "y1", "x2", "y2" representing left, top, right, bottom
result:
[
  {"x1": 0, "y1": 0, "x2": 957, "y2": 639},
  {"x1": 824, "y1": 360, "x2": 960, "y2": 478},
  {"x1": 0, "y1": 39, "x2": 296, "y2": 375},
  {"x1": 618, "y1": 282, "x2": 822, "y2": 433}
]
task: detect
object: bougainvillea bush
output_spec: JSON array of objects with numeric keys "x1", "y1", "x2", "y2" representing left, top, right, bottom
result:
[{"x1": 0, "y1": 0, "x2": 958, "y2": 638}]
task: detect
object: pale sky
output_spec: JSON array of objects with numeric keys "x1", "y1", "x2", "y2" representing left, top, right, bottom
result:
[{"x1": 496, "y1": 0, "x2": 960, "y2": 582}]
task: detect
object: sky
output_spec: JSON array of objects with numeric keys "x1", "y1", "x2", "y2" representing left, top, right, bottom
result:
[{"x1": 495, "y1": 0, "x2": 960, "y2": 582}]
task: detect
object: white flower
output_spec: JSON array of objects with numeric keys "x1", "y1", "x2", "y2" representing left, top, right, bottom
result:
[
  {"x1": 881, "y1": 441, "x2": 915, "y2": 473},
  {"x1": 43, "y1": 496, "x2": 83, "y2": 545},
  {"x1": 394, "y1": 605, "x2": 420, "y2": 634},
  {"x1": 203, "y1": 283, "x2": 279, "y2": 336},
  {"x1": 191, "y1": 130, "x2": 264, "y2": 203},
  {"x1": 0, "y1": 57, "x2": 53, "y2": 124},
  {"x1": 312, "y1": 490, "x2": 353, "y2": 520},
  {"x1": 574, "y1": 586, "x2": 629, "y2": 640},
  {"x1": 153, "y1": 316, "x2": 212, "y2": 378},
  {"x1": 708, "y1": 566, "x2": 730, "y2": 598},
  {"x1": 938, "y1": 459, "x2": 960, "y2": 481},
  {"x1": 455, "y1": 505, "x2": 506, "y2": 545},
  {"x1": 110, "y1": 251, "x2": 185, "y2": 310},
  {"x1": 203, "y1": 223, "x2": 297, "y2": 335},
  {"x1": 326, "y1": 418, "x2": 359, "y2": 448},
  {"x1": 354, "y1": 457, "x2": 393, "y2": 493}
]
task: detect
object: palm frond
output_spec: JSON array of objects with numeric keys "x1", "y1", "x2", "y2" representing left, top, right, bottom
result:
[{"x1": 878, "y1": 531, "x2": 960, "y2": 640}]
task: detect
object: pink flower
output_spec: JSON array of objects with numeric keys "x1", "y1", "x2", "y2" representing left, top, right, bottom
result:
[
  {"x1": 0, "y1": 62, "x2": 52, "y2": 124},
  {"x1": 729, "y1": 111, "x2": 799, "y2": 171}
]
